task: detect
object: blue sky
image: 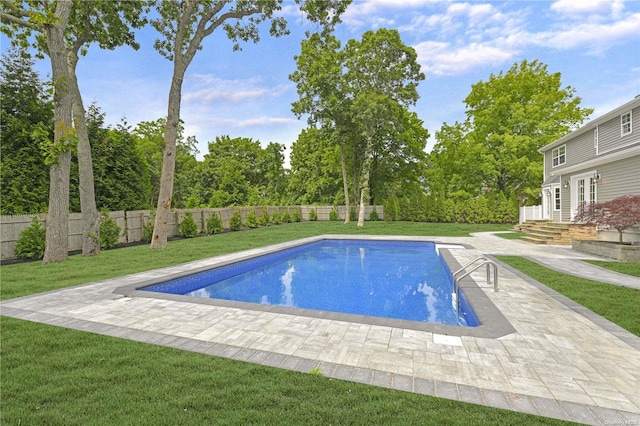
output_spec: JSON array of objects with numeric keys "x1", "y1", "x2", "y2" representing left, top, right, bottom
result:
[{"x1": 3, "y1": 1, "x2": 640, "y2": 165}]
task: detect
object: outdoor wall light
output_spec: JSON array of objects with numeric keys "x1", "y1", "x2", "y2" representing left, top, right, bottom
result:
[
  {"x1": 593, "y1": 173, "x2": 601, "y2": 183},
  {"x1": 563, "y1": 180, "x2": 571, "y2": 189}
]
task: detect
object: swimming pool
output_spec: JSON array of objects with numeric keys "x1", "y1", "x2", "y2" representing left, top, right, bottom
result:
[{"x1": 140, "y1": 239, "x2": 479, "y2": 327}]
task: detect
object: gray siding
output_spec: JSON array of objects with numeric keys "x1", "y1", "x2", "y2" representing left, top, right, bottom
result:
[
  {"x1": 560, "y1": 179, "x2": 571, "y2": 222},
  {"x1": 597, "y1": 105, "x2": 640, "y2": 154},
  {"x1": 595, "y1": 154, "x2": 640, "y2": 201}
]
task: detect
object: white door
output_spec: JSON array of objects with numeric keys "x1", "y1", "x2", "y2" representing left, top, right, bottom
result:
[{"x1": 570, "y1": 171, "x2": 597, "y2": 220}]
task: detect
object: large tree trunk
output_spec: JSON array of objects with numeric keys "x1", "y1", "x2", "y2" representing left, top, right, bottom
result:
[
  {"x1": 150, "y1": 62, "x2": 186, "y2": 249},
  {"x1": 340, "y1": 142, "x2": 350, "y2": 224},
  {"x1": 68, "y1": 50, "x2": 100, "y2": 256},
  {"x1": 357, "y1": 138, "x2": 373, "y2": 227},
  {"x1": 42, "y1": 0, "x2": 73, "y2": 264}
]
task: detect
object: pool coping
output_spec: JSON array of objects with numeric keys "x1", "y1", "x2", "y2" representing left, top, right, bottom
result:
[{"x1": 113, "y1": 235, "x2": 516, "y2": 339}]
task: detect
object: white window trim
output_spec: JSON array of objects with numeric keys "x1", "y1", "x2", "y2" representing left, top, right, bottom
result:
[
  {"x1": 554, "y1": 186, "x2": 561, "y2": 211},
  {"x1": 594, "y1": 127, "x2": 599, "y2": 154},
  {"x1": 551, "y1": 144, "x2": 566, "y2": 168},
  {"x1": 621, "y1": 111, "x2": 632, "y2": 136},
  {"x1": 570, "y1": 170, "x2": 598, "y2": 220}
]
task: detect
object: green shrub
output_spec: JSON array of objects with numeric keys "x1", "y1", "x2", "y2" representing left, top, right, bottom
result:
[
  {"x1": 292, "y1": 208, "x2": 302, "y2": 222},
  {"x1": 15, "y1": 217, "x2": 46, "y2": 259},
  {"x1": 206, "y1": 212, "x2": 223, "y2": 235},
  {"x1": 246, "y1": 210, "x2": 259, "y2": 228},
  {"x1": 329, "y1": 207, "x2": 339, "y2": 221},
  {"x1": 308, "y1": 208, "x2": 317, "y2": 221},
  {"x1": 349, "y1": 207, "x2": 357, "y2": 222},
  {"x1": 260, "y1": 208, "x2": 271, "y2": 226},
  {"x1": 229, "y1": 210, "x2": 243, "y2": 231},
  {"x1": 179, "y1": 212, "x2": 199, "y2": 238},
  {"x1": 384, "y1": 196, "x2": 399, "y2": 221},
  {"x1": 271, "y1": 210, "x2": 282, "y2": 224},
  {"x1": 368, "y1": 208, "x2": 379, "y2": 221},
  {"x1": 142, "y1": 214, "x2": 155, "y2": 242},
  {"x1": 99, "y1": 213, "x2": 122, "y2": 249},
  {"x1": 282, "y1": 209, "x2": 292, "y2": 223}
]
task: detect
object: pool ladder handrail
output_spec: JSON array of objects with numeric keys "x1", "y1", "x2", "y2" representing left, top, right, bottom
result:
[{"x1": 451, "y1": 257, "x2": 499, "y2": 315}]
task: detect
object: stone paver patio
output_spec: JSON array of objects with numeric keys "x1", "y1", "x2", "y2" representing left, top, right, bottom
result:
[{"x1": 2, "y1": 232, "x2": 639, "y2": 425}]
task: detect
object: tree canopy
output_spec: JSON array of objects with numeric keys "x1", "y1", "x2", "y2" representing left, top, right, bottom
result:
[{"x1": 427, "y1": 59, "x2": 592, "y2": 207}]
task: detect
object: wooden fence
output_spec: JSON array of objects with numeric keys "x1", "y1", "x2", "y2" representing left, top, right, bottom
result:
[{"x1": 0, "y1": 205, "x2": 383, "y2": 261}]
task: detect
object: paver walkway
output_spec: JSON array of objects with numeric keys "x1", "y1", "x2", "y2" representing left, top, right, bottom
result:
[{"x1": 2, "y1": 233, "x2": 639, "y2": 425}]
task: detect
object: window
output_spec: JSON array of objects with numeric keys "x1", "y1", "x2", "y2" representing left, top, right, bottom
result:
[
  {"x1": 552, "y1": 145, "x2": 566, "y2": 167},
  {"x1": 621, "y1": 111, "x2": 632, "y2": 136},
  {"x1": 589, "y1": 177, "x2": 597, "y2": 204},
  {"x1": 554, "y1": 187, "x2": 560, "y2": 211}
]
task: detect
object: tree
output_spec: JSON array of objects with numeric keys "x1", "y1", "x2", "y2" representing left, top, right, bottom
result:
[
  {"x1": 429, "y1": 60, "x2": 592, "y2": 207},
  {"x1": 2, "y1": 0, "x2": 147, "y2": 262},
  {"x1": 0, "y1": 49, "x2": 52, "y2": 215},
  {"x1": 149, "y1": 0, "x2": 350, "y2": 249},
  {"x1": 573, "y1": 195, "x2": 640, "y2": 244}
]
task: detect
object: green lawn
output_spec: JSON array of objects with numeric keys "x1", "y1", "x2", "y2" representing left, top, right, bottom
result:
[
  {"x1": 496, "y1": 256, "x2": 640, "y2": 336},
  {"x1": 494, "y1": 232, "x2": 527, "y2": 240},
  {"x1": 584, "y1": 259, "x2": 640, "y2": 277},
  {"x1": 0, "y1": 222, "x2": 573, "y2": 425}
]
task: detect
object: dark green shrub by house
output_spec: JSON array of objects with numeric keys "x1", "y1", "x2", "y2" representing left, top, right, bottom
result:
[
  {"x1": 206, "y1": 212, "x2": 223, "y2": 234},
  {"x1": 15, "y1": 217, "x2": 46, "y2": 259},
  {"x1": 329, "y1": 207, "x2": 339, "y2": 221},
  {"x1": 309, "y1": 208, "x2": 317, "y2": 221},
  {"x1": 142, "y1": 214, "x2": 155, "y2": 242},
  {"x1": 179, "y1": 212, "x2": 199, "y2": 238},
  {"x1": 229, "y1": 210, "x2": 243, "y2": 231},
  {"x1": 246, "y1": 210, "x2": 259, "y2": 228},
  {"x1": 369, "y1": 208, "x2": 379, "y2": 221},
  {"x1": 292, "y1": 208, "x2": 302, "y2": 222},
  {"x1": 282, "y1": 209, "x2": 292, "y2": 223},
  {"x1": 99, "y1": 213, "x2": 121, "y2": 249}
]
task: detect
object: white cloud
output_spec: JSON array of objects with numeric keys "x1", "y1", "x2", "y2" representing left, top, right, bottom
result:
[
  {"x1": 183, "y1": 74, "x2": 290, "y2": 104},
  {"x1": 550, "y1": 0, "x2": 621, "y2": 15},
  {"x1": 532, "y1": 13, "x2": 640, "y2": 53},
  {"x1": 415, "y1": 41, "x2": 516, "y2": 76}
]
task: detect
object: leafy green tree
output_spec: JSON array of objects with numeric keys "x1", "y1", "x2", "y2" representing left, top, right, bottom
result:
[
  {"x1": 2, "y1": 0, "x2": 148, "y2": 262},
  {"x1": 287, "y1": 128, "x2": 343, "y2": 204},
  {"x1": 429, "y1": 59, "x2": 592, "y2": 207},
  {"x1": 149, "y1": 0, "x2": 350, "y2": 249},
  {"x1": 0, "y1": 49, "x2": 52, "y2": 215},
  {"x1": 291, "y1": 29, "x2": 425, "y2": 226}
]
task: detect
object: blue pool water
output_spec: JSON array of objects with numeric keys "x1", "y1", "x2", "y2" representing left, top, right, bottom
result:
[{"x1": 142, "y1": 240, "x2": 479, "y2": 327}]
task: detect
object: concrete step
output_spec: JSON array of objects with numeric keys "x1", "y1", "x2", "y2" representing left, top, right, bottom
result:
[{"x1": 522, "y1": 235, "x2": 549, "y2": 244}]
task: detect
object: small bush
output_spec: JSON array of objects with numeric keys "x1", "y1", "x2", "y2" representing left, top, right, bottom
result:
[
  {"x1": 229, "y1": 210, "x2": 243, "y2": 231},
  {"x1": 292, "y1": 208, "x2": 302, "y2": 222},
  {"x1": 368, "y1": 208, "x2": 379, "y2": 221},
  {"x1": 142, "y1": 215, "x2": 155, "y2": 242},
  {"x1": 329, "y1": 207, "x2": 339, "y2": 221},
  {"x1": 384, "y1": 196, "x2": 399, "y2": 221},
  {"x1": 179, "y1": 212, "x2": 199, "y2": 238},
  {"x1": 246, "y1": 210, "x2": 259, "y2": 228},
  {"x1": 271, "y1": 210, "x2": 282, "y2": 224},
  {"x1": 282, "y1": 209, "x2": 292, "y2": 223},
  {"x1": 206, "y1": 212, "x2": 223, "y2": 234},
  {"x1": 15, "y1": 217, "x2": 46, "y2": 259},
  {"x1": 309, "y1": 208, "x2": 318, "y2": 221},
  {"x1": 349, "y1": 207, "x2": 357, "y2": 222},
  {"x1": 100, "y1": 213, "x2": 122, "y2": 249},
  {"x1": 260, "y1": 208, "x2": 271, "y2": 226}
]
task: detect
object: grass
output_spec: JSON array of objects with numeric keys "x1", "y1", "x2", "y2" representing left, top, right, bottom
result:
[
  {"x1": 584, "y1": 260, "x2": 640, "y2": 277},
  {"x1": 1, "y1": 221, "x2": 513, "y2": 300},
  {"x1": 0, "y1": 221, "x2": 573, "y2": 425},
  {"x1": 496, "y1": 256, "x2": 640, "y2": 337},
  {"x1": 494, "y1": 232, "x2": 527, "y2": 240},
  {"x1": 0, "y1": 317, "x2": 569, "y2": 425}
]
